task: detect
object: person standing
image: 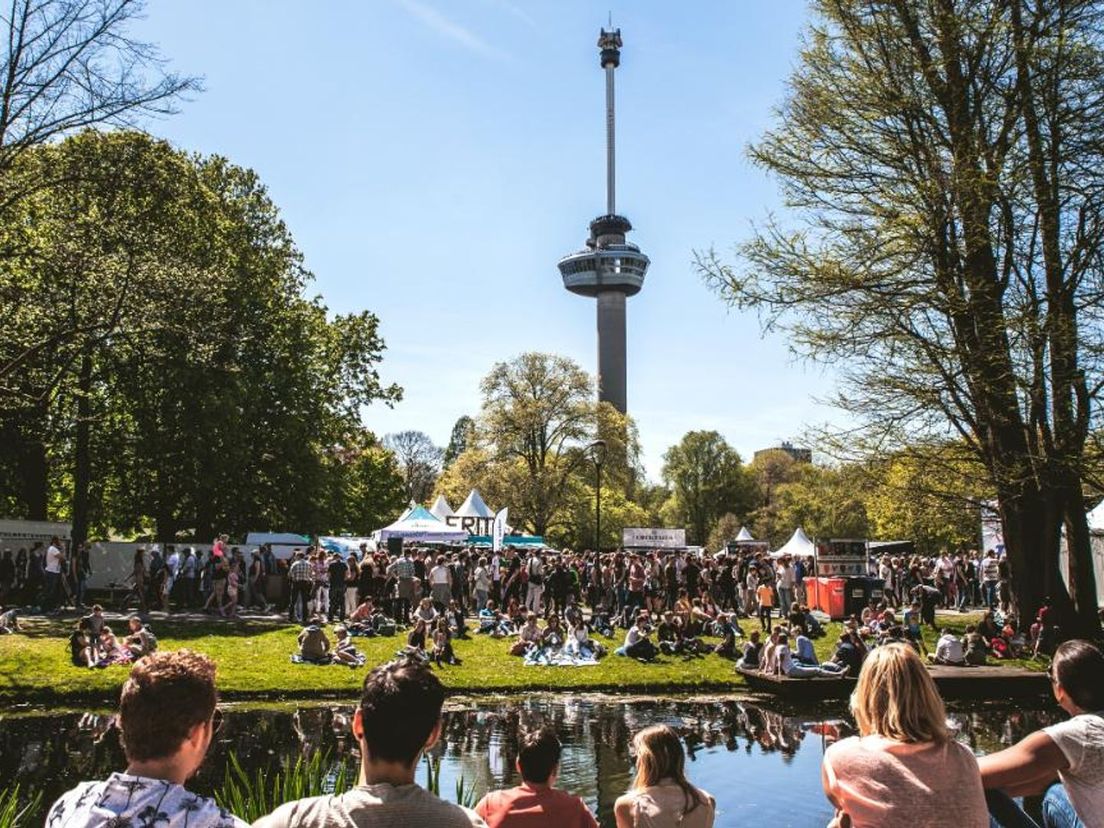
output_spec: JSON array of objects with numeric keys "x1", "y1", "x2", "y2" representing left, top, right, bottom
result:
[
  {"x1": 473, "y1": 557, "x2": 491, "y2": 613},
  {"x1": 345, "y1": 554, "x2": 360, "y2": 618},
  {"x1": 45, "y1": 650, "x2": 247, "y2": 828},
  {"x1": 981, "y1": 639, "x2": 1104, "y2": 828},
  {"x1": 328, "y1": 552, "x2": 348, "y2": 621},
  {"x1": 756, "y1": 578, "x2": 774, "y2": 631},
  {"x1": 981, "y1": 549, "x2": 1000, "y2": 609},
  {"x1": 43, "y1": 536, "x2": 65, "y2": 613},
  {"x1": 387, "y1": 547, "x2": 417, "y2": 624},
  {"x1": 476, "y1": 726, "x2": 597, "y2": 828},
  {"x1": 287, "y1": 551, "x2": 314, "y2": 624},
  {"x1": 71, "y1": 542, "x2": 91, "y2": 610},
  {"x1": 525, "y1": 552, "x2": 545, "y2": 614},
  {"x1": 614, "y1": 725, "x2": 714, "y2": 828},
  {"x1": 254, "y1": 659, "x2": 484, "y2": 828}
]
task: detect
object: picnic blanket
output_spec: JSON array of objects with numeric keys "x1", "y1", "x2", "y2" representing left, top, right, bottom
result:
[
  {"x1": 523, "y1": 647, "x2": 600, "y2": 667},
  {"x1": 291, "y1": 654, "x2": 333, "y2": 665}
]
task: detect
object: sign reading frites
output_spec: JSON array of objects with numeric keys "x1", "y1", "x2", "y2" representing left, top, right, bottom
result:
[{"x1": 622, "y1": 527, "x2": 687, "y2": 549}]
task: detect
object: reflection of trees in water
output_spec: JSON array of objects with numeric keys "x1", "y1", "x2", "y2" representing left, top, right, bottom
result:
[{"x1": 2, "y1": 697, "x2": 1065, "y2": 826}]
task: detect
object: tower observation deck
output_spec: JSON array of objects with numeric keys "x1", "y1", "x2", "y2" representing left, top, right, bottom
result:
[{"x1": 557, "y1": 27, "x2": 649, "y2": 414}]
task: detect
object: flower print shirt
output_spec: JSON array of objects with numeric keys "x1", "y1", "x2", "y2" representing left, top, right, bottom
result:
[{"x1": 46, "y1": 772, "x2": 248, "y2": 828}]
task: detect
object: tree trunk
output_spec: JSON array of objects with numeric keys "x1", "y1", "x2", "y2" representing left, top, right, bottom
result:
[{"x1": 16, "y1": 408, "x2": 49, "y2": 521}]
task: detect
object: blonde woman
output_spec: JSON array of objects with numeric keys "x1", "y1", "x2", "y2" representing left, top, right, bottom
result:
[
  {"x1": 614, "y1": 724, "x2": 715, "y2": 828},
  {"x1": 821, "y1": 642, "x2": 988, "y2": 827}
]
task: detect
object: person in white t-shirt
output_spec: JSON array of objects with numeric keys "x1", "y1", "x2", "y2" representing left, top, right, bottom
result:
[
  {"x1": 931, "y1": 629, "x2": 966, "y2": 665},
  {"x1": 981, "y1": 639, "x2": 1104, "y2": 827},
  {"x1": 43, "y1": 536, "x2": 65, "y2": 612}
]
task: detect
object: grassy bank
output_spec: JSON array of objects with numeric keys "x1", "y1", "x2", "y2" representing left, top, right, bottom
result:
[{"x1": 0, "y1": 611, "x2": 1038, "y2": 703}]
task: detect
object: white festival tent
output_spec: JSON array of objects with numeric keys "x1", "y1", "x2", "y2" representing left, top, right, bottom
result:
[
  {"x1": 736, "y1": 526, "x2": 755, "y2": 541},
  {"x1": 429, "y1": 495, "x2": 455, "y2": 521},
  {"x1": 771, "y1": 527, "x2": 815, "y2": 559},
  {"x1": 376, "y1": 505, "x2": 468, "y2": 544},
  {"x1": 456, "y1": 489, "x2": 494, "y2": 518}
]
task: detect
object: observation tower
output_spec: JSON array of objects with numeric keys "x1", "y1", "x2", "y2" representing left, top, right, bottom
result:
[{"x1": 558, "y1": 27, "x2": 649, "y2": 414}]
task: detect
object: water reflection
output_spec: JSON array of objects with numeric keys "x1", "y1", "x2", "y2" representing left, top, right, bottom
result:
[{"x1": 0, "y1": 698, "x2": 1062, "y2": 828}]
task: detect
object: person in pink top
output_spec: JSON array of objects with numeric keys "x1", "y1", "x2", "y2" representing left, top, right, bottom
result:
[
  {"x1": 821, "y1": 642, "x2": 989, "y2": 828},
  {"x1": 475, "y1": 726, "x2": 597, "y2": 828}
]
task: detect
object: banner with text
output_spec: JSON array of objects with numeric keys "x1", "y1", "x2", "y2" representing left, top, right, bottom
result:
[{"x1": 622, "y1": 527, "x2": 687, "y2": 549}]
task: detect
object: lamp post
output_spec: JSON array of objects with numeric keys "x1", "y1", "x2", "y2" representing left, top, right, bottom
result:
[{"x1": 588, "y1": 439, "x2": 608, "y2": 552}]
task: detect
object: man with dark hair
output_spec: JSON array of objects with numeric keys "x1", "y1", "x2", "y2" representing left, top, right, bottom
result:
[
  {"x1": 981, "y1": 639, "x2": 1104, "y2": 827},
  {"x1": 46, "y1": 650, "x2": 245, "y2": 827},
  {"x1": 475, "y1": 727, "x2": 597, "y2": 828},
  {"x1": 256, "y1": 658, "x2": 484, "y2": 827}
]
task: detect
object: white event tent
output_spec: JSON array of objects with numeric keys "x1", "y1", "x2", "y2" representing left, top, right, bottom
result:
[
  {"x1": 771, "y1": 527, "x2": 815, "y2": 558},
  {"x1": 736, "y1": 526, "x2": 754, "y2": 541},
  {"x1": 376, "y1": 505, "x2": 468, "y2": 544},
  {"x1": 430, "y1": 495, "x2": 455, "y2": 521},
  {"x1": 456, "y1": 488, "x2": 494, "y2": 518}
]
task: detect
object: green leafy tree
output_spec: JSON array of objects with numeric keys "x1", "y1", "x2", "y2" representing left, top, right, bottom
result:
[
  {"x1": 442, "y1": 416, "x2": 476, "y2": 469},
  {"x1": 707, "y1": 512, "x2": 743, "y2": 552},
  {"x1": 660, "y1": 431, "x2": 758, "y2": 545},
  {"x1": 698, "y1": 0, "x2": 1104, "y2": 633}
]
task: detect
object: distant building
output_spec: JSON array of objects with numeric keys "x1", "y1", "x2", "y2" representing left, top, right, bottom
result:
[{"x1": 754, "y1": 441, "x2": 812, "y2": 464}]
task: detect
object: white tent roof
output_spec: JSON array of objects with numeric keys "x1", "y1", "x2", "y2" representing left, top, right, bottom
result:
[
  {"x1": 377, "y1": 505, "x2": 469, "y2": 543},
  {"x1": 771, "y1": 527, "x2": 815, "y2": 558},
  {"x1": 456, "y1": 488, "x2": 494, "y2": 518},
  {"x1": 245, "y1": 532, "x2": 310, "y2": 547},
  {"x1": 736, "y1": 526, "x2": 754, "y2": 541},
  {"x1": 429, "y1": 495, "x2": 455, "y2": 520}
]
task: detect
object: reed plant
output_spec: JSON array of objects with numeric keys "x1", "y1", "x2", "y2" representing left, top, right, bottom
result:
[
  {"x1": 215, "y1": 751, "x2": 354, "y2": 823},
  {"x1": 0, "y1": 783, "x2": 42, "y2": 828}
]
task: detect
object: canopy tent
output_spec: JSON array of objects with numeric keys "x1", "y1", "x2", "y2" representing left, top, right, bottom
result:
[
  {"x1": 429, "y1": 495, "x2": 455, "y2": 521},
  {"x1": 456, "y1": 489, "x2": 494, "y2": 518},
  {"x1": 376, "y1": 505, "x2": 469, "y2": 544},
  {"x1": 396, "y1": 501, "x2": 417, "y2": 522},
  {"x1": 245, "y1": 532, "x2": 310, "y2": 548},
  {"x1": 736, "y1": 526, "x2": 754, "y2": 541},
  {"x1": 319, "y1": 536, "x2": 377, "y2": 554},
  {"x1": 468, "y1": 534, "x2": 547, "y2": 549},
  {"x1": 771, "y1": 527, "x2": 815, "y2": 558}
]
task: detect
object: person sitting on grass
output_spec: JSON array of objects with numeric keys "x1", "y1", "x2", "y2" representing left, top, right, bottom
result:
[
  {"x1": 827, "y1": 632, "x2": 865, "y2": 676},
  {"x1": 963, "y1": 625, "x2": 988, "y2": 666},
  {"x1": 0, "y1": 605, "x2": 20, "y2": 634},
  {"x1": 542, "y1": 614, "x2": 566, "y2": 649},
  {"x1": 70, "y1": 619, "x2": 96, "y2": 668},
  {"x1": 432, "y1": 617, "x2": 461, "y2": 667},
  {"x1": 622, "y1": 613, "x2": 658, "y2": 662},
  {"x1": 254, "y1": 658, "x2": 483, "y2": 828},
  {"x1": 348, "y1": 597, "x2": 379, "y2": 636},
  {"x1": 332, "y1": 625, "x2": 365, "y2": 667},
  {"x1": 821, "y1": 642, "x2": 989, "y2": 827},
  {"x1": 478, "y1": 601, "x2": 512, "y2": 638},
  {"x1": 475, "y1": 725, "x2": 598, "y2": 828},
  {"x1": 298, "y1": 617, "x2": 331, "y2": 663},
  {"x1": 589, "y1": 603, "x2": 614, "y2": 638},
  {"x1": 564, "y1": 617, "x2": 605, "y2": 659},
  {"x1": 1030, "y1": 597, "x2": 1061, "y2": 659},
  {"x1": 447, "y1": 599, "x2": 469, "y2": 639},
  {"x1": 713, "y1": 613, "x2": 740, "y2": 659},
  {"x1": 736, "y1": 630, "x2": 762, "y2": 670},
  {"x1": 760, "y1": 628, "x2": 783, "y2": 675},
  {"x1": 98, "y1": 626, "x2": 133, "y2": 666},
  {"x1": 930, "y1": 628, "x2": 967, "y2": 666},
  {"x1": 657, "y1": 611, "x2": 687, "y2": 655},
  {"x1": 981, "y1": 639, "x2": 1104, "y2": 828},
  {"x1": 125, "y1": 616, "x2": 158, "y2": 659},
  {"x1": 407, "y1": 618, "x2": 428, "y2": 653},
  {"x1": 47, "y1": 650, "x2": 248, "y2": 828},
  {"x1": 510, "y1": 613, "x2": 543, "y2": 656},
  {"x1": 414, "y1": 597, "x2": 438, "y2": 627}
]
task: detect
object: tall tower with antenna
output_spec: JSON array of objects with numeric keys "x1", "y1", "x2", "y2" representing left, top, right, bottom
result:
[{"x1": 558, "y1": 26, "x2": 649, "y2": 414}]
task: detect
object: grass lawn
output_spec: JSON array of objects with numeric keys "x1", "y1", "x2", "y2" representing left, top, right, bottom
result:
[{"x1": 0, "y1": 610, "x2": 1041, "y2": 703}]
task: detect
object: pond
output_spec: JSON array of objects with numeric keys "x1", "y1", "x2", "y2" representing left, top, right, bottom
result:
[{"x1": 1, "y1": 695, "x2": 1061, "y2": 827}]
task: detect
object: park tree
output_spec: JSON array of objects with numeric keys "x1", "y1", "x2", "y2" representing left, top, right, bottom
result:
[
  {"x1": 748, "y1": 449, "x2": 801, "y2": 543},
  {"x1": 707, "y1": 512, "x2": 743, "y2": 552},
  {"x1": 698, "y1": 0, "x2": 1104, "y2": 634},
  {"x1": 661, "y1": 431, "x2": 758, "y2": 545},
  {"x1": 383, "y1": 430, "x2": 443, "y2": 504},
  {"x1": 478, "y1": 353, "x2": 595, "y2": 537},
  {"x1": 770, "y1": 463, "x2": 869, "y2": 547},
  {"x1": 863, "y1": 447, "x2": 988, "y2": 555},
  {"x1": 0, "y1": 131, "x2": 403, "y2": 539},
  {"x1": 442, "y1": 415, "x2": 476, "y2": 468}
]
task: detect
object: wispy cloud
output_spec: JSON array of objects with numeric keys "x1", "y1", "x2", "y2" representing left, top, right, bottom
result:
[
  {"x1": 393, "y1": 0, "x2": 508, "y2": 60},
  {"x1": 478, "y1": 0, "x2": 538, "y2": 30}
]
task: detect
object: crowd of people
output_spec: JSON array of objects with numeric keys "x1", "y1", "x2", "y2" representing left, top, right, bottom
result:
[{"x1": 44, "y1": 636, "x2": 1103, "y2": 827}]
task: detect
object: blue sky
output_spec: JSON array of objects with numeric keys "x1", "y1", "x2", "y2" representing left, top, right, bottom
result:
[{"x1": 133, "y1": 0, "x2": 841, "y2": 479}]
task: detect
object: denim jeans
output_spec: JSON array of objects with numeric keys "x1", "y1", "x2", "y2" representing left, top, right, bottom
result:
[
  {"x1": 986, "y1": 784, "x2": 1084, "y2": 828},
  {"x1": 983, "y1": 580, "x2": 999, "y2": 608}
]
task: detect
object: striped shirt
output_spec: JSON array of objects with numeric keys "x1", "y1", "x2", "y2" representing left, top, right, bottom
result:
[
  {"x1": 388, "y1": 556, "x2": 415, "y2": 579},
  {"x1": 288, "y1": 559, "x2": 313, "y2": 582}
]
